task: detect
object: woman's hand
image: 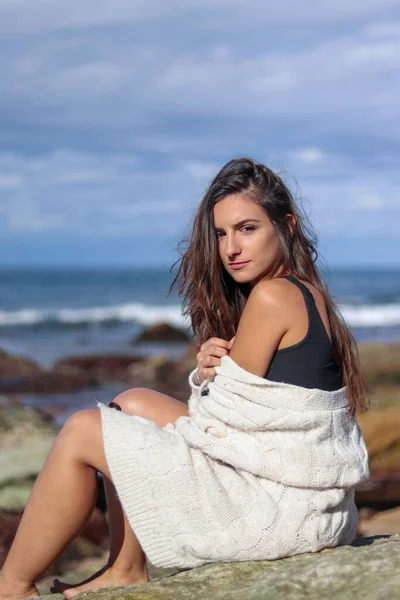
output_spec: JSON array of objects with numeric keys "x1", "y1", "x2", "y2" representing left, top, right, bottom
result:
[{"x1": 196, "y1": 336, "x2": 235, "y2": 383}]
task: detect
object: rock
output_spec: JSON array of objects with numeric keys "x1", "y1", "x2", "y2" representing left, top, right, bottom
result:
[
  {"x1": 0, "y1": 399, "x2": 109, "y2": 574},
  {"x1": 0, "y1": 354, "x2": 149, "y2": 394},
  {"x1": 55, "y1": 355, "x2": 144, "y2": 384},
  {"x1": 123, "y1": 354, "x2": 191, "y2": 402},
  {"x1": 0, "y1": 402, "x2": 59, "y2": 510},
  {"x1": 135, "y1": 323, "x2": 190, "y2": 343},
  {"x1": 0, "y1": 350, "x2": 40, "y2": 379},
  {"x1": 0, "y1": 477, "x2": 42, "y2": 511},
  {"x1": 37, "y1": 536, "x2": 400, "y2": 600},
  {"x1": 355, "y1": 410, "x2": 400, "y2": 508},
  {"x1": 357, "y1": 410, "x2": 400, "y2": 470},
  {"x1": 0, "y1": 510, "x2": 21, "y2": 569},
  {"x1": 0, "y1": 508, "x2": 109, "y2": 571},
  {"x1": 359, "y1": 343, "x2": 400, "y2": 387},
  {"x1": 355, "y1": 470, "x2": 400, "y2": 508},
  {"x1": 358, "y1": 507, "x2": 400, "y2": 536},
  {"x1": 125, "y1": 355, "x2": 172, "y2": 387},
  {"x1": 36, "y1": 559, "x2": 179, "y2": 597},
  {"x1": 0, "y1": 365, "x2": 96, "y2": 394},
  {"x1": 179, "y1": 341, "x2": 198, "y2": 370},
  {"x1": 0, "y1": 401, "x2": 56, "y2": 449}
]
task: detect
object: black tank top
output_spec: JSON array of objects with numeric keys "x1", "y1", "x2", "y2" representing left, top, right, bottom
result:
[{"x1": 265, "y1": 275, "x2": 344, "y2": 391}]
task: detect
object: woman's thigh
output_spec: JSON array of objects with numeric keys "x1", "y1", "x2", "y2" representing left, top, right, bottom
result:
[{"x1": 112, "y1": 387, "x2": 189, "y2": 428}]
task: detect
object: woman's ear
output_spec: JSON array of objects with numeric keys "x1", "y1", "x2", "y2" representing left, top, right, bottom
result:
[{"x1": 286, "y1": 214, "x2": 297, "y2": 237}]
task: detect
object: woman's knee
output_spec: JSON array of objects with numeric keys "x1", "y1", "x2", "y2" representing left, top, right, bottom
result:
[
  {"x1": 58, "y1": 409, "x2": 100, "y2": 447},
  {"x1": 111, "y1": 388, "x2": 150, "y2": 416},
  {"x1": 110, "y1": 388, "x2": 189, "y2": 427},
  {"x1": 55, "y1": 408, "x2": 110, "y2": 476}
]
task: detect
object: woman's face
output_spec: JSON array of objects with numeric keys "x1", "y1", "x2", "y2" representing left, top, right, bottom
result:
[{"x1": 213, "y1": 193, "x2": 286, "y2": 286}]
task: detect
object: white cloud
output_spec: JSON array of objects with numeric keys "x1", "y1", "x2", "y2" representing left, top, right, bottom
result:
[
  {"x1": 0, "y1": 173, "x2": 23, "y2": 190},
  {"x1": 1, "y1": 6, "x2": 400, "y2": 133},
  {"x1": 0, "y1": 1, "x2": 398, "y2": 36},
  {"x1": 0, "y1": 148, "x2": 399, "y2": 242},
  {"x1": 0, "y1": 1, "x2": 399, "y2": 262},
  {"x1": 0, "y1": 151, "x2": 213, "y2": 237},
  {"x1": 353, "y1": 194, "x2": 387, "y2": 210},
  {"x1": 292, "y1": 148, "x2": 324, "y2": 164}
]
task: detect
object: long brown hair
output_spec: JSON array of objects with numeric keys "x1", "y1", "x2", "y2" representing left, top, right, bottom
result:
[{"x1": 170, "y1": 158, "x2": 369, "y2": 415}]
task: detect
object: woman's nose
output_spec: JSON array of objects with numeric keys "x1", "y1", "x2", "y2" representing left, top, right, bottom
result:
[{"x1": 225, "y1": 234, "x2": 241, "y2": 257}]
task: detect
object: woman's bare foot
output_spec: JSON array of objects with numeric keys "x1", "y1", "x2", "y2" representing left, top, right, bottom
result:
[
  {"x1": 0, "y1": 573, "x2": 39, "y2": 600},
  {"x1": 51, "y1": 564, "x2": 149, "y2": 598}
]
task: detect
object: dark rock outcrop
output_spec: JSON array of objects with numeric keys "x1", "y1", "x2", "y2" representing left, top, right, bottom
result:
[
  {"x1": 55, "y1": 355, "x2": 145, "y2": 383},
  {"x1": 134, "y1": 323, "x2": 190, "y2": 343},
  {"x1": 0, "y1": 350, "x2": 40, "y2": 379}
]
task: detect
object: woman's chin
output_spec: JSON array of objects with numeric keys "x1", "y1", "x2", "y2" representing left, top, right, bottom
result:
[{"x1": 230, "y1": 272, "x2": 254, "y2": 285}]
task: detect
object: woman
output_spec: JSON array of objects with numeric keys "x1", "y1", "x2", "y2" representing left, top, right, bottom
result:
[{"x1": 0, "y1": 158, "x2": 369, "y2": 600}]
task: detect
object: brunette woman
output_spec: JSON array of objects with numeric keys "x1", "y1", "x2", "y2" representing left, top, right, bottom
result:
[{"x1": 0, "y1": 158, "x2": 369, "y2": 600}]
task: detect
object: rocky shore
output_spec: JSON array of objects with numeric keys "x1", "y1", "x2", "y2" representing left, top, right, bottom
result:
[{"x1": 1, "y1": 326, "x2": 399, "y2": 596}]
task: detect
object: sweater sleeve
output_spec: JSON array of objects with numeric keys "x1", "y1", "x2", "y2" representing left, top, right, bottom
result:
[{"x1": 187, "y1": 368, "x2": 210, "y2": 414}]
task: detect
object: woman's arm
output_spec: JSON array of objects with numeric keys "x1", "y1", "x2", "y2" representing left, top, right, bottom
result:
[{"x1": 228, "y1": 278, "x2": 290, "y2": 377}]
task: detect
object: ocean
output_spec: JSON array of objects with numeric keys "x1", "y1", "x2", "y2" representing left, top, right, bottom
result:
[{"x1": 1, "y1": 266, "x2": 400, "y2": 370}]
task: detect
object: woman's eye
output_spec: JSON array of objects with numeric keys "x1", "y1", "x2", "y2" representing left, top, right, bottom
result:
[{"x1": 216, "y1": 227, "x2": 255, "y2": 238}]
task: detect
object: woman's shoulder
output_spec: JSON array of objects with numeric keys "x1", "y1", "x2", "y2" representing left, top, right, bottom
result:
[
  {"x1": 229, "y1": 281, "x2": 291, "y2": 376},
  {"x1": 249, "y1": 276, "x2": 328, "y2": 331},
  {"x1": 252, "y1": 276, "x2": 324, "y2": 306},
  {"x1": 250, "y1": 276, "x2": 303, "y2": 307}
]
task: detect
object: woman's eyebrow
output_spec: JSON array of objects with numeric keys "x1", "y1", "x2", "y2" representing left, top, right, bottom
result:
[{"x1": 214, "y1": 218, "x2": 261, "y2": 231}]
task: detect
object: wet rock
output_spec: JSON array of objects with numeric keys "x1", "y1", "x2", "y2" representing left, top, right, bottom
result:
[
  {"x1": 38, "y1": 536, "x2": 400, "y2": 600},
  {"x1": 135, "y1": 323, "x2": 190, "y2": 343}
]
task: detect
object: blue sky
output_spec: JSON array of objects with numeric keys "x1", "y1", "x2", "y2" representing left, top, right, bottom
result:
[{"x1": 1, "y1": 0, "x2": 399, "y2": 267}]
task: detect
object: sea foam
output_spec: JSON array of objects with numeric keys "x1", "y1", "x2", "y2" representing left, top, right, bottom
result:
[{"x1": 0, "y1": 302, "x2": 400, "y2": 330}]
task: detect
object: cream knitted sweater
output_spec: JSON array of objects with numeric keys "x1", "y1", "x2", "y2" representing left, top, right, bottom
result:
[{"x1": 99, "y1": 355, "x2": 369, "y2": 569}]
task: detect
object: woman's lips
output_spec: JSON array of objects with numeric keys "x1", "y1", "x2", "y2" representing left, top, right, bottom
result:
[{"x1": 229, "y1": 261, "x2": 250, "y2": 270}]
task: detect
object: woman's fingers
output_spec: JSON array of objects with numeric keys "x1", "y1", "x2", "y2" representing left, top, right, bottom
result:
[
  {"x1": 196, "y1": 349, "x2": 227, "y2": 368},
  {"x1": 200, "y1": 337, "x2": 231, "y2": 352},
  {"x1": 207, "y1": 346, "x2": 229, "y2": 358},
  {"x1": 197, "y1": 337, "x2": 234, "y2": 383},
  {"x1": 198, "y1": 355, "x2": 221, "y2": 369},
  {"x1": 199, "y1": 366, "x2": 216, "y2": 380}
]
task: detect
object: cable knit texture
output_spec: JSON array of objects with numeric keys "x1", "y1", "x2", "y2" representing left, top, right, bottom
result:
[{"x1": 99, "y1": 355, "x2": 369, "y2": 569}]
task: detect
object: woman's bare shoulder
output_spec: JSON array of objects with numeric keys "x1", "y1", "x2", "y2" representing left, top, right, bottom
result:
[
  {"x1": 228, "y1": 279, "x2": 292, "y2": 376},
  {"x1": 251, "y1": 277, "x2": 302, "y2": 307}
]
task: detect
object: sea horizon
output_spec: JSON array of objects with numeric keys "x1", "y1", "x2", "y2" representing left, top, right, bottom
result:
[{"x1": 0, "y1": 265, "x2": 399, "y2": 369}]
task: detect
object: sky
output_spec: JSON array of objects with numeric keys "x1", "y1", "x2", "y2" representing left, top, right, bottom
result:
[{"x1": 1, "y1": 0, "x2": 400, "y2": 268}]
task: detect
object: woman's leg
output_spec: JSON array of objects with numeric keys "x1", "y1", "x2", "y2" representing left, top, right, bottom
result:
[
  {"x1": 0, "y1": 409, "x2": 115, "y2": 600},
  {"x1": 52, "y1": 388, "x2": 189, "y2": 597}
]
